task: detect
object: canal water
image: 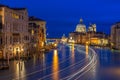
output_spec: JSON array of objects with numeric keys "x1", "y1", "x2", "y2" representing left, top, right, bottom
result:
[
  {"x1": 94, "y1": 47, "x2": 120, "y2": 80},
  {"x1": 0, "y1": 44, "x2": 120, "y2": 80}
]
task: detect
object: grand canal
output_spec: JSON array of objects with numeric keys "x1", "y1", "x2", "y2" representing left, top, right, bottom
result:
[{"x1": 0, "y1": 44, "x2": 120, "y2": 80}]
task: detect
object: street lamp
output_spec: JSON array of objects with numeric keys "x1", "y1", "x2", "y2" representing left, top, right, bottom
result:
[
  {"x1": 54, "y1": 43, "x2": 57, "y2": 47},
  {"x1": 21, "y1": 48, "x2": 24, "y2": 52}
]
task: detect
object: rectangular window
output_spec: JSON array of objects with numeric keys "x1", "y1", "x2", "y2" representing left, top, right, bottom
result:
[
  {"x1": 0, "y1": 23, "x2": 2, "y2": 29},
  {"x1": 12, "y1": 13, "x2": 19, "y2": 19},
  {"x1": 0, "y1": 37, "x2": 2, "y2": 45}
]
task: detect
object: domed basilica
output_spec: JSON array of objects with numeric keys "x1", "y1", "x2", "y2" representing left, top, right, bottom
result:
[{"x1": 75, "y1": 18, "x2": 86, "y2": 33}]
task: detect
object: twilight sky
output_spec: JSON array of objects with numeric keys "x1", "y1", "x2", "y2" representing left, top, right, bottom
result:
[{"x1": 1, "y1": 0, "x2": 120, "y2": 38}]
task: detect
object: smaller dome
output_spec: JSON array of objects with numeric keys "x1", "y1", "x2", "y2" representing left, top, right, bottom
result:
[{"x1": 88, "y1": 23, "x2": 96, "y2": 32}]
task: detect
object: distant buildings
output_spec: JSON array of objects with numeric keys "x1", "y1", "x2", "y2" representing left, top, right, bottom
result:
[
  {"x1": 111, "y1": 22, "x2": 120, "y2": 49},
  {"x1": 88, "y1": 24, "x2": 96, "y2": 32},
  {"x1": 69, "y1": 32, "x2": 86, "y2": 44},
  {"x1": 0, "y1": 4, "x2": 46, "y2": 59},
  {"x1": 87, "y1": 32, "x2": 109, "y2": 46},
  {"x1": 61, "y1": 34, "x2": 68, "y2": 43},
  {"x1": 68, "y1": 18, "x2": 109, "y2": 46}
]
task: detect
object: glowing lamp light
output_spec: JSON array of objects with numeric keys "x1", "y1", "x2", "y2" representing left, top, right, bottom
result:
[
  {"x1": 86, "y1": 41, "x2": 89, "y2": 45},
  {"x1": 21, "y1": 48, "x2": 24, "y2": 52},
  {"x1": 17, "y1": 48, "x2": 20, "y2": 52},
  {"x1": 70, "y1": 37, "x2": 73, "y2": 40},
  {"x1": 54, "y1": 43, "x2": 57, "y2": 47}
]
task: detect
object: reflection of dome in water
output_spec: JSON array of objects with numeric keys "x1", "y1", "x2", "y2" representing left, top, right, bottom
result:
[{"x1": 75, "y1": 18, "x2": 86, "y2": 33}]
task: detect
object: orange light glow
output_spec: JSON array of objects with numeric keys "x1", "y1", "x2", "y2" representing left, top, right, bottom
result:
[
  {"x1": 52, "y1": 49, "x2": 59, "y2": 80},
  {"x1": 86, "y1": 44, "x2": 89, "y2": 58},
  {"x1": 70, "y1": 44, "x2": 75, "y2": 63}
]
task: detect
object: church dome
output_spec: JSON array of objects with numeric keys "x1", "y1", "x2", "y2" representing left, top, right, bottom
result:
[{"x1": 75, "y1": 18, "x2": 86, "y2": 33}]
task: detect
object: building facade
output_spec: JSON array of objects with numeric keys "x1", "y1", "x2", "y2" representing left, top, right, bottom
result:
[
  {"x1": 61, "y1": 34, "x2": 68, "y2": 43},
  {"x1": 89, "y1": 32, "x2": 109, "y2": 46},
  {"x1": 88, "y1": 24, "x2": 96, "y2": 32},
  {"x1": 69, "y1": 32, "x2": 86, "y2": 44},
  {"x1": 0, "y1": 5, "x2": 29, "y2": 59},
  {"x1": 111, "y1": 23, "x2": 120, "y2": 49},
  {"x1": 29, "y1": 16, "x2": 46, "y2": 52},
  {"x1": 68, "y1": 19, "x2": 109, "y2": 46}
]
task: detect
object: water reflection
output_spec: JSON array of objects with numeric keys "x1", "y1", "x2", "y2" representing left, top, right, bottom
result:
[
  {"x1": 69, "y1": 44, "x2": 75, "y2": 63},
  {"x1": 96, "y1": 48, "x2": 120, "y2": 80},
  {"x1": 52, "y1": 49, "x2": 59, "y2": 80},
  {"x1": 61, "y1": 45, "x2": 66, "y2": 60},
  {"x1": 86, "y1": 44, "x2": 89, "y2": 58},
  {"x1": 40, "y1": 52, "x2": 46, "y2": 78},
  {"x1": 42, "y1": 53, "x2": 45, "y2": 66},
  {"x1": 16, "y1": 61, "x2": 26, "y2": 80},
  {"x1": 33, "y1": 54, "x2": 36, "y2": 67}
]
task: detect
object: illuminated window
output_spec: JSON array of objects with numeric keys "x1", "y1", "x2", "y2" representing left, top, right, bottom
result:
[
  {"x1": 12, "y1": 13, "x2": 19, "y2": 19},
  {"x1": 31, "y1": 30, "x2": 34, "y2": 35}
]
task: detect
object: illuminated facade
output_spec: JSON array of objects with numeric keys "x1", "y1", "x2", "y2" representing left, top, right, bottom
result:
[
  {"x1": 88, "y1": 32, "x2": 109, "y2": 46},
  {"x1": 69, "y1": 32, "x2": 87, "y2": 44},
  {"x1": 90, "y1": 37, "x2": 108, "y2": 46},
  {"x1": 29, "y1": 16, "x2": 46, "y2": 51},
  {"x1": 69, "y1": 32, "x2": 109, "y2": 46},
  {"x1": 69, "y1": 19, "x2": 109, "y2": 46},
  {"x1": 88, "y1": 24, "x2": 96, "y2": 32},
  {"x1": 75, "y1": 18, "x2": 86, "y2": 33},
  {"x1": 0, "y1": 5, "x2": 29, "y2": 59},
  {"x1": 61, "y1": 34, "x2": 68, "y2": 43},
  {"x1": 111, "y1": 23, "x2": 120, "y2": 49},
  {"x1": 0, "y1": 15, "x2": 2, "y2": 59}
]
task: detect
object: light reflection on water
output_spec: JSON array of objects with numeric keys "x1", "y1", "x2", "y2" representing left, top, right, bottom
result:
[
  {"x1": 85, "y1": 44, "x2": 89, "y2": 58},
  {"x1": 52, "y1": 49, "x2": 59, "y2": 80},
  {"x1": 16, "y1": 61, "x2": 26, "y2": 80},
  {"x1": 61, "y1": 45, "x2": 66, "y2": 60},
  {"x1": 70, "y1": 44, "x2": 75, "y2": 63},
  {"x1": 33, "y1": 54, "x2": 36, "y2": 67},
  {"x1": 42, "y1": 53, "x2": 45, "y2": 66}
]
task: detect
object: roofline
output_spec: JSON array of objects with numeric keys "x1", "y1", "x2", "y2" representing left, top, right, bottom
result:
[
  {"x1": 0, "y1": 4, "x2": 27, "y2": 10},
  {"x1": 29, "y1": 16, "x2": 46, "y2": 22}
]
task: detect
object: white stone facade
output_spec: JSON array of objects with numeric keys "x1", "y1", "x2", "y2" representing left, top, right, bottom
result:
[{"x1": 75, "y1": 19, "x2": 86, "y2": 33}]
